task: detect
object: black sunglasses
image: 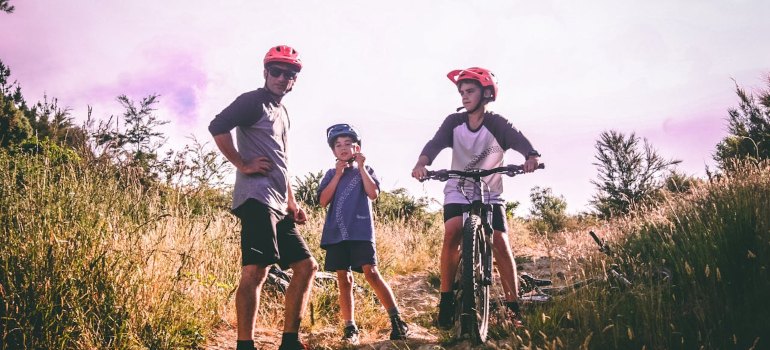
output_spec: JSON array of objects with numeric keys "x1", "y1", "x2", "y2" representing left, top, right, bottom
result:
[{"x1": 268, "y1": 66, "x2": 298, "y2": 80}]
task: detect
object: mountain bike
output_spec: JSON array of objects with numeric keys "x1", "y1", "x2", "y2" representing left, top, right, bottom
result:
[
  {"x1": 517, "y1": 230, "x2": 671, "y2": 303},
  {"x1": 421, "y1": 163, "x2": 544, "y2": 344}
]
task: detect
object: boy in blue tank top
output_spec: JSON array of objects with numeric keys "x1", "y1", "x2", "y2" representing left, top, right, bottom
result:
[{"x1": 317, "y1": 124, "x2": 409, "y2": 345}]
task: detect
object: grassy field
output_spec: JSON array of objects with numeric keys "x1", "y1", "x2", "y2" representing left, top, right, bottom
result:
[{"x1": 2, "y1": 150, "x2": 768, "y2": 349}]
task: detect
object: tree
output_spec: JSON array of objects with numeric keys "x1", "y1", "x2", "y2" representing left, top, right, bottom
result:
[
  {"x1": 528, "y1": 186, "x2": 568, "y2": 233},
  {"x1": 591, "y1": 130, "x2": 681, "y2": 218},
  {"x1": 92, "y1": 94, "x2": 169, "y2": 177},
  {"x1": 293, "y1": 170, "x2": 325, "y2": 210},
  {"x1": 0, "y1": 60, "x2": 31, "y2": 147},
  {"x1": 374, "y1": 187, "x2": 430, "y2": 222},
  {"x1": 0, "y1": 0, "x2": 14, "y2": 14},
  {"x1": 504, "y1": 201, "x2": 520, "y2": 219},
  {"x1": 0, "y1": 94, "x2": 31, "y2": 147},
  {"x1": 663, "y1": 170, "x2": 701, "y2": 194},
  {"x1": 714, "y1": 76, "x2": 770, "y2": 170}
]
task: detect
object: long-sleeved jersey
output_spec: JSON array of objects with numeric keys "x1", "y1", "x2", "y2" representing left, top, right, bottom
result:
[{"x1": 419, "y1": 112, "x2": 536, "y2": 205}]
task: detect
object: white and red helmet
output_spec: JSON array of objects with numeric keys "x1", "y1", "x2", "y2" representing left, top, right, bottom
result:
[{"x1": 447, "y1": 67, "x2": 498, "y2": 101}]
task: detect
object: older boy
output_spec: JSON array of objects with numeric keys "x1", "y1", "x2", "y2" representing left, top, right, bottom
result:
[
  {"x1": 411, "y1": 67, "x2": 541, "y2": 328},
  {"x1": 317, "y1": 123, "x2": 409, "y2": 344}
]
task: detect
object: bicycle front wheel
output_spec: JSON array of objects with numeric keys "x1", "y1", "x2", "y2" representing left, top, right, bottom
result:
[{"x1": 458, "y1": 214, "x2": 489, "y2": 344}]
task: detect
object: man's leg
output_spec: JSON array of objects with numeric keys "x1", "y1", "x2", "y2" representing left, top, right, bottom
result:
[
  {"x1": 439, "y1": 217, "x2": 464, "y2": 292},
  {"x1": 492, "y1": 230, "x2": 519, "y2": 302},
  {"x1": 283, "y1": 257, "x2": 318, "y2": 332},
  {"x1": 236, "y1": 264, "x2": 269, "y2": 340}
]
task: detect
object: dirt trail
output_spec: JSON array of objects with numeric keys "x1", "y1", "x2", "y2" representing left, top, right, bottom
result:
[{"x1": 204, "y1": 252, "x2": 567, "y2": 350}]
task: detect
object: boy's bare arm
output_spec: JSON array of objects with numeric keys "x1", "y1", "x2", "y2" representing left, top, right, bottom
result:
[
  {"x1": 319, "y1": 160, "x2": 347, "y2": 207},
  {"x1": 356, "y1": 153, "x2": 378, "y2": 200}
]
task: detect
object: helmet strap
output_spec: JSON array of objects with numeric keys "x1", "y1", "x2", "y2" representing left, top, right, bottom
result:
[{"x1": 456, "y1": 98, "x2": 488, "y2": 113}]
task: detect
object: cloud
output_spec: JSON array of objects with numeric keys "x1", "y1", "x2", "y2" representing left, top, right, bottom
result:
[{"x1": 80, "y1": 47, "x2": 208, "y2": 127}]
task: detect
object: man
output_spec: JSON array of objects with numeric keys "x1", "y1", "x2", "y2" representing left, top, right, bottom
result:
[{"x1": 209, "y1": 45, "x2": 317, "y2": 350}]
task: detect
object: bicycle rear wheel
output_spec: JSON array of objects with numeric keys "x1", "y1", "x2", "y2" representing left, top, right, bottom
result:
[{"x1": 457, "y1": 214, "x2": 489, "y2": 344}]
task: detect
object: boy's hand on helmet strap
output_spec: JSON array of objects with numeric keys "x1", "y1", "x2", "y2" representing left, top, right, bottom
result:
[
  {"x1": 354, "y1": 153, "x2": 366, "y2": 167},
  {"x1": 335, "y1": 159, "x2": 347, "y2": 175}
]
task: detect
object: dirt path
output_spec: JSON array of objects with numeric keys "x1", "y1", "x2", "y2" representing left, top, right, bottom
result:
[{"x1": 204, "y1": 252, "x2": 567, "y2": 350}]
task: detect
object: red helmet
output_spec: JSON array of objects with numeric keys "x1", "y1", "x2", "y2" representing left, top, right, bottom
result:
[
  {"x1": 264, "y1": 45, "x2": 302, "y2": 71},
  {"x1": 447, "y1": 67, "x2": 498, "y2": 101}
]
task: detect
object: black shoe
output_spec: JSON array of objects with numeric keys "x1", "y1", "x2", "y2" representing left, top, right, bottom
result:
[
  {"x1": 341, "y1": 325, "x2": 360, "y2": 345},
  {"x1": 389, "y1": 316, "x2": 409, "y2": 340},
  {"x1": 277, "y1": 341, "x2": 309, "y2": 350},
  {"x1": 437, "y1": 299, "x2": 455, "y2": 330}
]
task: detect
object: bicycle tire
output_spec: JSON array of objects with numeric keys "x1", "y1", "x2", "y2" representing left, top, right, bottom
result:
[{"x1": 458, "y1": 214, "x2": 489, "y2": 344}]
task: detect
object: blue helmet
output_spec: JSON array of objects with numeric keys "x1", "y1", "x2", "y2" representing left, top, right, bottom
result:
[{"x1": 326, "y1": 123, "x2": 361, "y2": 148}]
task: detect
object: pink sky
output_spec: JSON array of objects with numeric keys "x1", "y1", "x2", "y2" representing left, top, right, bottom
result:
[{"x1": 2, "y1": 1, "x2": 769, "y2": 214}]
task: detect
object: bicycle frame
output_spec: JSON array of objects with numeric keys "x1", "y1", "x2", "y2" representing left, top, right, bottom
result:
[
  {"x1": 458, "y1": 173, "x2": 496, "y2": 290},
  {"x1": 423, "y1": 163, "x2": 544, "y2": 343}
]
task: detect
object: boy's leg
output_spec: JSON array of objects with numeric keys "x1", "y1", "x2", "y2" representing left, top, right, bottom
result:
[
  {"x1": 236, "y1": 264, "x2": 269, "y2": 341},
  {"x1": 492, "y1": 230, "x2": 520, "y2": 302},
  {"x1": 439, "y1": 216, "x2": 464, "y2": 292},
  {"x1": 336, "y1": 270, "x2": 355, "y2": 323},
  {"x1": 361, "y1": 264, "x2": 408, "y2": 340},
  {"x1": 361, "y1": 264, "x2": 397, "y2": 310},
  {"x1": 436, "y1": 214, "x2": 463, "y2": 329}
]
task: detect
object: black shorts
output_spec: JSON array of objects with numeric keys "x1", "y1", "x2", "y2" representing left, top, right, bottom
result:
[
  {"x1": 443, "y1": 203, "x2": 507, "y2": 232},
  {"x1": 233, "y1": 199, "x2": 312, "y2": 269},
  {"x1": 323, "y1": 241, "x2": 377, "y2": 273}
]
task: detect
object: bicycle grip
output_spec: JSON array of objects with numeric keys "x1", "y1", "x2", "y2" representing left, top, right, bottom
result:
[{"x1": 589, "y1": 231, "x2": 602, "y2": 246}]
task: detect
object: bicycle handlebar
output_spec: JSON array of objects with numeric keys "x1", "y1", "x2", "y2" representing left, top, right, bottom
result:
[
  {"x1": 589, "y1": 230, "x2": 612, "y2": 255},
  {"x1": 420, "y1": 163, "x2": 545, "y2": 183}
]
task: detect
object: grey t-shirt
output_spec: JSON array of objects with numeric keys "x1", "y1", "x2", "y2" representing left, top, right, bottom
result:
[{"x1": 208, "y1": 88, "x2": 291, "y2": 213}]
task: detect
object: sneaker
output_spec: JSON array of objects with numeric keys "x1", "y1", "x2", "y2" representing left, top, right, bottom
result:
[
  {"x1": 341, "y1": 325, "x2": 360, "y2": 345},
  {"x1": 437, "y1": 299, "x2": 455, "y2": 330},
  {"x1": 277, "y1": 341, "x2": 310, "y2": 350},
  {"x1": 389, "y1": 316, "x2": 409, "y2": 340}
]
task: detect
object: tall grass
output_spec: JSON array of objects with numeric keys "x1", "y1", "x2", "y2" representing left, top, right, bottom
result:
[
  {"x1": 9, "y1": 147, "x2": 767, "y2": 349},
  {"x1": 0, "y1": 151, "x2": 237, "y2": 349},
  {"x1": 0, "y1": 148, "x2": 446, "y2": 348},
  {"x1": 521, "y1": 161, "x2": 770, "y2": 349}
]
